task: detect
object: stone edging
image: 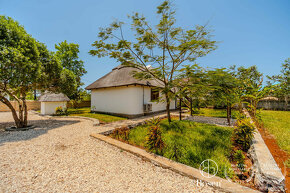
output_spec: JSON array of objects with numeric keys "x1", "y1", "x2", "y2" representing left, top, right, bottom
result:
[
  {"x1": 29, "y1": 110, "x2": 100, "y2": 126},
  {"x1": 90, "y1": 133, "x2": 260, "y2": 193},
  {"x1": 90, "y1": 113, "x2": 260, "y2": 193},
  {"x1": 242, "y1": 110, "x2": 285, "y2": 192}
]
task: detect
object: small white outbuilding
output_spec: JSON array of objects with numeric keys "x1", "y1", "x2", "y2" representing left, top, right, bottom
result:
[{"x1": 39, "y1": 92, "x2": 70, "y2": 115}]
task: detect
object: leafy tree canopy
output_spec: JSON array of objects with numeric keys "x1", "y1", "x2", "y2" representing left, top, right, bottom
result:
[
  {"x1": 55, "y1": 40, "x2": 87, "y2": 100},
  {"x1": 89, "y1": 0, "x2": 217, "y2": 122}
]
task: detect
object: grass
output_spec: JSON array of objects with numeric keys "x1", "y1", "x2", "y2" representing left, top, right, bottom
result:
[
  {"x1": 191, "y1": 108, "x2": 238, "y2": 119},
  {"x1": 260, "y1": 110, "x2": 290, "y2": 166},
  {"x1": 67, "y1": 107, "x2": 126, "y2": 123},
  {"x1": 124, "y1": 119, "x2": 234, "y2": 178}
]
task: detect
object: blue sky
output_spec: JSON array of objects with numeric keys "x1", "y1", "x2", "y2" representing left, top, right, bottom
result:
[{"x1": 1, "y1": 0, "x2": 290, "y2": 87}]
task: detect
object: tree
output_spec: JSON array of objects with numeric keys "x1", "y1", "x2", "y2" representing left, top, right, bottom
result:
[
  {"x1": 208, "y1": 68, "x2": 239, "y2": 125},
  {"x1": 231, "y1": 65, "x2": 271, "y2": 117},
  {"x1": 89, "y1": 0, "x2": 217, "y2": 122},
  {"x1": 55, "y1": 40, "x2": 86, "y2": 100},
  {"x1": 176, "y1": 64, "x2": 209, "y2": 116},
  {"x1": 267, "y1": 58, "x2": 290, "y2": 110},
  {"x1": 0, "y1": 16, "x2": 62, "y2": 128},
  {"x1": 230, "y1": 66, "x2": 263, "y2": 111}
]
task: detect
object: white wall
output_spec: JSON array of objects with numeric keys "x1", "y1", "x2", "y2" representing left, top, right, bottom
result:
[
  {"x1": 91, "y1": 86, "x2": 143, "y2": 115},
  {"x1": 91, "y1": 85, "x2": 176, "y2": 116},
  {"x1": 143, "y1": 87, "x2": 176, "y2": 112},
  {"x1": 41, "y1": 102, "x2": 67, "y2": 115}
]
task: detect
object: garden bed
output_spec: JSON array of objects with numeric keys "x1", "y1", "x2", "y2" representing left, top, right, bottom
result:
[{"x1": 106, "y1": 117, "x2": 256, "y2": 189}]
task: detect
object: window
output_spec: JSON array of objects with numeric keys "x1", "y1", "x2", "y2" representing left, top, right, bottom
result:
[{"x1": 151, "y1": 88, "x2": 159, "y2": 101}]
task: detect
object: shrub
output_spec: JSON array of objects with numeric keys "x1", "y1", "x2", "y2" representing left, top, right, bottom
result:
[
  {"x1": 145, "y1": 118, "x2": 164, "y2": 154},
  {"x1": 55, "y1": 106, "x2": 68, "y2": 116},
  {"x1": 233, "y1": 118, "x2": 255, "y2": 151},
  {"x1": 233, "y1": 111, "x2": 246, "y2": 121},
  {"x1": 111, "y1": 127, "x2": 130, "y2": 141},
  {"x1": 233, "y1": 150, "x2": 245, "y2": 172}
]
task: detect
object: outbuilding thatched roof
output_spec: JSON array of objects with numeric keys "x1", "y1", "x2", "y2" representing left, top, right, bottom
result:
[
  {"x1": 38, "y1": 92, "x2": 70, "y2": 102},
  {"x1": 85, "y1": 65, "x2": 164, "y2": 90},
  {"x1": 260, "y1": 96, "x2": 279, "y2": 101}
]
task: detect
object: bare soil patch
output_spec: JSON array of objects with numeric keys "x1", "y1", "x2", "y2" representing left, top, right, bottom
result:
[{"x1": 258, "y1": 127, "x2": 289, "y2": 192}]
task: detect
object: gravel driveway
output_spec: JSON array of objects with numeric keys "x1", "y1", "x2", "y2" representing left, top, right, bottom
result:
[{"x1": 0, "y1": 112, "x2": 221, "y2": 192}]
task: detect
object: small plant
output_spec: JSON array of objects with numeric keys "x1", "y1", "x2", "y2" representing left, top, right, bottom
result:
[
  {"x1": 55, "y1": 106, "x2": 68, "y2": 116},
  {"x1": 233, "y1": 118, "x2": 255, "y2": 151},
  {"x1": 111, "y1": 127, "x2": 130, "y2": 141},
  {"x1": 145, "y1": 117, "x2": 164, "y2": 154},
  {"x1": 253, "y1": 108, "x2": 263, "y2": 128},
  {"x1": 233, "y1": 111, "x2": 246, "y2": 121},
  {"x1": 233, "y1": 150, "x2": 245, "y2": 172},
  {"x1": 55, "y1": 106, "x2": 63, "y2": 114}
]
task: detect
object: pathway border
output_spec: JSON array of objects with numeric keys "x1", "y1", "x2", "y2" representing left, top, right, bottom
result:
[
  {"x1": 91, "y1": 113, "x2": 260, "y2": 193},
  {"x1": 243, "y1": 109, "x2": 285, "y2": 192}
]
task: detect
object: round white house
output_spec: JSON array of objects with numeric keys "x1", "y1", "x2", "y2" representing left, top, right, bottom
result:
[{"x1": 39, "y1": 92, "x2": 70, "y2": 115}]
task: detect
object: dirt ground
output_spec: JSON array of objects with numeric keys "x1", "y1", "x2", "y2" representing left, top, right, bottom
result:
[{"x1": 258, "y1": 127, "x2": 289, "y2": 192}]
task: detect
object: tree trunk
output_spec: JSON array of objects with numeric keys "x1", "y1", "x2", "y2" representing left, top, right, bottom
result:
[
  {"x1": 0, "y1": 96, "x2": 22, "y2": 128},
  {"x1": 23, "y1": 99, "x2": 28, "y2": 127},
  {"x1": 226, "y1": 103, "x2": 231, "y2": 126},
  {"x1": 18, "y1": 101, "x2": 24, "y2": 127},
  {"x1": 285, "y1": 95, "x2": 288, "y2": 111},
  {"x1": 179, "y1": 97, "x2": 182, "y2": 121},
  {"x1": 165, "y1": 93, "x2": 171, "y2": 123},
  {"x1": 190, "y1": 98, "x2": 193, "y2": 116},
  {"x1": 34, "y1": 89, "x2": 37, "y2": 100}
]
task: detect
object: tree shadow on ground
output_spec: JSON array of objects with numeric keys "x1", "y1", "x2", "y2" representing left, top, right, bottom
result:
[{"x1": 0, "y1": 119, "x2": 80, "y2": 146}]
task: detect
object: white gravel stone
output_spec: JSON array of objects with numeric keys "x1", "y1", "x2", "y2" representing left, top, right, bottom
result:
[{"x1": 0, "y1": 112, "x2": 222, "y2": 192}]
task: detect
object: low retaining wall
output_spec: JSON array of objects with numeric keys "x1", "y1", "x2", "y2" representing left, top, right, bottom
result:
[
  {"x1": 67, "y1": 101, "x2": 91, "y2": 108},
  {"x1": 243, "y1": 110, "x2": 285, "y2": 192},
  {"x1": 0, "y1": 100, "x2": 91, "y2": 112},
  {"x1": 257, "y1": 100, "x2": 289, "y2": 111},
  {"x1": 0, "y1": 101, "x2": 40, "y2": 112}
]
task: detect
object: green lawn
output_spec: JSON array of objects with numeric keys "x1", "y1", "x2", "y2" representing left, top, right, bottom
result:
[
  {"x1": 191, "y1": 108, "x2": 238, "y2": 119},
  {"x1": 67, "y1": 107, "x2": 126, "y2": 123},
  {"x1": 122, "y1": 119, "x2": 234, "y2": 178},
  {"x1": 260, "y1": 110, "x2": 290, "y2": 166}
]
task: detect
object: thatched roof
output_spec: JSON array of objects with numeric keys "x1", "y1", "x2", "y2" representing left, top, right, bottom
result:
[
  {"x1": 39, "y1": 92, "x2": 70, "y2": 102},
  {"x1": 260, "y1": 96, "x2": 279, "y2": 101},
  {"x1": 85, "y1": 65, "x2": 164, "y2": 90}
]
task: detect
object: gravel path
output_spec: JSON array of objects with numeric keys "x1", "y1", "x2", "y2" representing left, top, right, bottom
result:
[
  {"x1": 185, "y1": 116, "x2": 235, "y2": 126},
  {"x1": 0, "y1": 112, "x2": 221, "y2": 193}
]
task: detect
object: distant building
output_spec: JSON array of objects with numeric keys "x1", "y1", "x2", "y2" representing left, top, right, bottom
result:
[{"x1": 39, "y1": 92, "x2": 70, "y2": 115}]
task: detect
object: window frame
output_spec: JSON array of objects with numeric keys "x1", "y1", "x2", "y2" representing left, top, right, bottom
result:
[{"x1": 150, "y1": 87, "x2": 159, "y2": 101}]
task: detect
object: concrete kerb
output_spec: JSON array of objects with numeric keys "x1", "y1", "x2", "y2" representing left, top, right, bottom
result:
[
  {"x1": 90, "y1": 133, "x2": 260, "y2": 193},
  {"x1": 90, "y1": 113, "x2": 261, "y2": 193},
  {"x1": 243, "y1": 109, "x2": 285, "y2": 192}
]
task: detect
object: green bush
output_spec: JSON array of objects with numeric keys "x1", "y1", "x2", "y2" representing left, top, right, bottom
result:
[
  {"x1": 145, "y1": 118, "x2": 164, "y2": 154},
  {"x1": 233, "y1": 118, "x2": 255, "y2": 151},
  {"x1": 111, "y1": 127, "x2": 130, "y2": 141},
  {"x1": 233, "y1": 150, "x2": 245, "y2": 172},
  {"x1": 55, "y1": 106, "x2": 68, "y2": 116}
]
